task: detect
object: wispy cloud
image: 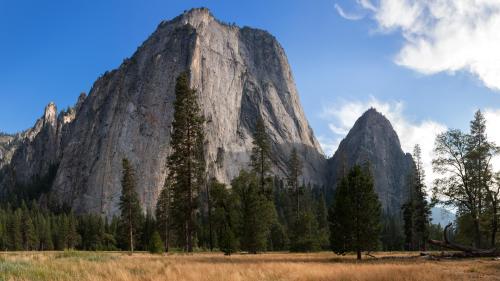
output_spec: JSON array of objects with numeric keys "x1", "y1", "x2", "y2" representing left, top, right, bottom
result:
[
  {"x1": 355, "y1": 0, "x2": 500, "y2": 91},
  {"x1": 319, "y1": 96, "x2": 447, "y2": 188},
  {"x1": 334, "y1": 3, "x2": 364, "y2": 21}
]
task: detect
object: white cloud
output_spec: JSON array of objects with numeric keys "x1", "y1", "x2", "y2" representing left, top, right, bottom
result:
[
  {"x1": 319, "y1": 96, "x2": 447, "y2": 188},
  {"x1": 357, "y1": 0, "x2": 500, "y2": 91},
  {"x1": 334, "y1": 3, "x2": 365, "y2": 20}
]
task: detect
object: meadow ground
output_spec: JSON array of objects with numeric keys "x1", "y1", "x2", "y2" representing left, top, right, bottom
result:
[{"x1": 0, "y1": 251, "x2": 499, "y2": 281}]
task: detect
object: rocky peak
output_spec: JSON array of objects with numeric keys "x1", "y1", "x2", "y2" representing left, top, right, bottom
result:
[
  {"x1": 328, "y1": 108, "x2": 413, "y2": 213},
  {"x1": 43, "y1": 102, "x2": 58, "y2": 127},
  {"x1": 35, "y1": 8, "x2": 326, "y2": 216},
  {"x1": 175, "y1": 7, "x2": 214, "y2": 28}
]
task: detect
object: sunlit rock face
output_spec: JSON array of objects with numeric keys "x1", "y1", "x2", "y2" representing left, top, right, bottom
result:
[{"x1": 0, "y1": 8, "x2": 325, "y2": 216}]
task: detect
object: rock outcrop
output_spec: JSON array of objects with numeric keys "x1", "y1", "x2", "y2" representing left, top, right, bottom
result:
[
  {"x1": 0, "y1": 94, "x2": 85, "y2": 195},
  {"x1": 0, "y1": 133, "x2": 17, "y2": 169},
  {"x1": 0, "y1": 8, "x2": 325, "y2": 216},
  {"x1": 327, "y1": 108, "x2": 414, "y2": 213},
  {"x1": 1, "y1": 9, "x2": 416, "y2": 218}
]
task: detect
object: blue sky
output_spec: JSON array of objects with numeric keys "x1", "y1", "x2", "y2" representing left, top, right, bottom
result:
[{"x1": 2, "y1": 0, "x2": 500, "y2": 179}]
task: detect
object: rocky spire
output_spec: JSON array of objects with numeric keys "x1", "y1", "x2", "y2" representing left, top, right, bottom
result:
[{"x1": 327, "y1": 108, "x2": 414, "y2": 213}]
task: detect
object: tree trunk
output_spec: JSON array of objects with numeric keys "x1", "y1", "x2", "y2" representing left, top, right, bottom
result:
[
  {"x1": 428, "y1": 223, "x2": 499, "y2": 257},
  {"x1": 357, "y1": 249, "x2": 361, "y2": 260},
  {"x1": 129, "y1": 226, "x2": 134, "y2": 253}
]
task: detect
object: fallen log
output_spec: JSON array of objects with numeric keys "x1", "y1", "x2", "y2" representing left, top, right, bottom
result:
[{"x1": 428, "y1": 223, "x2": 500, "y2": 257}]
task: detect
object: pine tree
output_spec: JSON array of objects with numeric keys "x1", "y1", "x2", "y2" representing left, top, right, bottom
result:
[
  {"x1": 329, "y1": 165, "x2": 381, "y2": 260},
  {"x1": 287, "y1": 148, "x2": 302, "y2": 221},
  {"x1": 119, "y1": 158, "x2": 143, "y2": 253},
  {"x1": 148, "y1": 231, "x2": 165, "y2": 254},
  {"x1": 141, "y1": 210, "x2": 156, "y2": 251},
  {"x1": 468, "y1": 110, "x2": 498, "y2": 247},
  {"x1": 250, "y1": 117, "x2": 272, "y2": 195},
  {"x1": 167, "y1": 72, "x2": 206, "y2": 252},
  {"x1": 66, "y1": 212, "x2": 80, "y2": 249},
  {"x1": 401, "y1": 199, "x2": 414, "y2": 250},
  {"x1": 22, "y1": 211, "x2": 38, "y2": 251},
  {"x1": 21, "y1": 204, "x2": 38, "y2": 250},
  {"x1": 38, "y1": 216, "x2": 53, "y2": 250},
  {"x1": 155, "y1": 183, "x2": 172, "y2": 252},
  {"x1": 315, "y1": 192, "x2": 330, "y2": 249},
  {"x1": 411, "y1": 145, "x2": 431, "y2": 250},
  {"x1": 7, "y1": 209, "x2": 23, "y2": 250},
  {"x1": 232, "y1": 170, "x2": 275, "y2": 254},
  {"x1": 210, "y1": 181, "x2": 237, "y2": 255}
]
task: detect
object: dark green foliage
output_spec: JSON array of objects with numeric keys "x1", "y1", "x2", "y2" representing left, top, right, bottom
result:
[
  {"x1": 148, "y1": 231, "x2": 164, "y2": 254},
  {"x1": 119, "y1": 158, "x2": 143, "y2": 253},
  {"x1": 232, "y1": 170, "x2": 275, "y2": 253},
  {"x1": 167, "y1": 72, "x2": 206, "y2": 252},
  {"x1": 315, "y1": 192, "x2": 330, "y2": 249},
  {"x1": 289, "y1": 210, "x2": 320, "y2": 252},
  {"x1": 287, "y1": 148, "x2": 303, "y2": 220},
  {"x1": 380, "y1": 213, "x2": 405, "y2": 251},
  {"x1": 250, "y1": 117, "x2": 272, "y2": 195},
  {"x1": 329, "y1": 165, "x2": 381, "y2": 260},
  {"x1": 7, "y1": 164, "x2": 59, "y2": 206},
  {"x1": 209, "y1": 180, "x2": 237, "y2": 255},
  {"x1": 155, "y1": 183, "x2": 172, "y2": 252}
]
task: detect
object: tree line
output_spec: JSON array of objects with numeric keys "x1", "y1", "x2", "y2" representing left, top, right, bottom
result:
[{"x1": 4, "y1": 71, "x2": 480, "y2": 258}]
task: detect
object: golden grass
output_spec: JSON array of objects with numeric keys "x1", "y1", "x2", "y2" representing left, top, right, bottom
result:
[{"x1": 0, "y1": 251, "x2": 499, "y2": 281}]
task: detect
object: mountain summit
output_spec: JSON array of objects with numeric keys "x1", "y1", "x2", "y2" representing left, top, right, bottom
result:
[
  {"x1": 0, "y1": 8, "x2": 326, "y2": 216},
  {"x1": 327, "y1": 108, "x2": 414, "y2": 212}
]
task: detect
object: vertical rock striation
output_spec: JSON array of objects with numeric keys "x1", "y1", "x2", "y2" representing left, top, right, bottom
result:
[{"x1": 43, "y1": 8, "x2": 326, "y2": 216}]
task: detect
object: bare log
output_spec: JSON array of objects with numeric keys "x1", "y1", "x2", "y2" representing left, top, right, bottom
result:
[{"x1": 428, "y1": 223, "x2": 499, "y2": 257}]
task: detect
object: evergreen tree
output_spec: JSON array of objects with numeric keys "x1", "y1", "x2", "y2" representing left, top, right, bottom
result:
[
  {"x1": 66, "y1": 212, "x2": 80, "y2": 249},
  {"x1": 287, "y1": 148, "x2": 302, "y2": 221},
  {"x1": 232, "y1": 170, "x2": 275, "y2": 254},
  {"x1": 250, "y1": 117, "x2": 272, "y2": 195},
  {"x1": 148, "y1": 231, "x2": 165, "y2": 254},
  {"x1": 468, "y1": 110, "x2": 498, "y2": 247},
  {"x1": 210, "y1": 181, "x2": 237, "y2": 255},
  {"x1": 141, "y1": 210, "x2": 156, "y2": 251},
  {"x1": 119, "y1": 158, "x2": 143, "y2": 253},
  {"x1": 315, "y1": 192, "x2": 330, "y2": 249},
  {"x1": 289, "y1": 209, "x2": 320, "y2": 252},
  {"x1": 167, "y1": 72, "x2": 206, "y2": 252},
  {"x1": 21, "y1": 205, "x2": 38, "y2": 250},
  {"x1": 7, "y1": 209, "x2": 22, "y2": 250},
  {"x1": 401, "y1": 199, "x2": 414, "y2": 250},
  {"x1": 411, "y1": 145, "x2": 431, "y2": 250},
  {"x1": 329, "y1": 165, "x2": 381, "y2": 260},
  {"x1": 38, "y1": 216, "x2": 53, "y2": 250},
  {"x1": 155, "y1": 183, "x2": 172, "y2": 252},
  {"x1": 380, "y1": 213, "x2": 405, "y2": 251}
]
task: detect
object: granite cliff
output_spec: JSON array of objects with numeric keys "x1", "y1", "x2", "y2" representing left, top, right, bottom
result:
[
  {"x1": 327, "y1": 108, "x2": 414, "y2": 212},
  {"x1": 0, "y1": 8, "x2": 326, "y2": 216},
  {"x1": 0, "y1": 9, "x2": 415, "y2": 217}
]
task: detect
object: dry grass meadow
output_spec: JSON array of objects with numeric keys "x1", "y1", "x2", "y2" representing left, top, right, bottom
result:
[{"x1": 0, "y1": 251, "x2": 499, "y2": 281}]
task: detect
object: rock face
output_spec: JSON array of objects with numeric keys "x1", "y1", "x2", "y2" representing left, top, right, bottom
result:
[
  {"x1": 327, "y1": 108, "x2": 414, "y2": 213},
  {"x1": 1, "y1": 8, "x2": 416, "y2": 218},
  {"x1": 0, "y1": 8, "x2": 325, "y2": 216},
  {"x1": 0, "y1": 96, "x2": 85, "y2": 195}
]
